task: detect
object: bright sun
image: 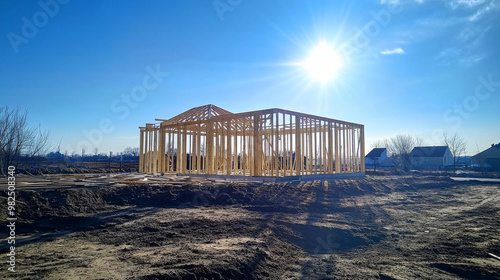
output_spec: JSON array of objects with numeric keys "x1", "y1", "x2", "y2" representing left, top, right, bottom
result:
[{"x1": 304, "y1": 42, "x2": 342, "y2": 82}]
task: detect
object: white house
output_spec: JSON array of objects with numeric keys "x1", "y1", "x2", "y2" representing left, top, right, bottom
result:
[{"x1": 365, "y1": 148, "x2": 387, "y2": 165}]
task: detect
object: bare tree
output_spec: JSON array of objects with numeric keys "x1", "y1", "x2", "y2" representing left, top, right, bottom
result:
[
  {"x1": 370, "y1": 139, "x2": 389, "y2": 150},
  {"x1": 26, "y1": 125, "x2": 51, "y2": 157},
  {"x1": 386, "y1": 134, "x2": 423, "y2": 171},
  {"x1": 123, "y1": 147, "x2": 139, "y2": 156},
  {"x1": 415, "y1": 135, "x2": 426, "y2": 147},
  {"x1": 443, "y1": 132, "x2": 467, "y2": 174},
  {"x1": 0, "y1": 106, "x2": 51, "y2": 174}
]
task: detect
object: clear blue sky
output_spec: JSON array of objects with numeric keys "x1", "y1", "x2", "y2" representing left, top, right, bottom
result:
[{"x1": 1, "y1": 0, "x2": 499, "y2": 155}]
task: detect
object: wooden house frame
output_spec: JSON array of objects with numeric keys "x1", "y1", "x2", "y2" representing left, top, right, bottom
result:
[{"x1": 139, "y1": 104, "x2": 365, "y2": 178}]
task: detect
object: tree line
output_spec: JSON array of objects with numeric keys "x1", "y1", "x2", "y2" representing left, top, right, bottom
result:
[
  {"x1": 0, "y1": 106, "x2": 141, "y2": 174},
  {"x1": 0, "y1": 106, "x2": 50, "y2": 175}
]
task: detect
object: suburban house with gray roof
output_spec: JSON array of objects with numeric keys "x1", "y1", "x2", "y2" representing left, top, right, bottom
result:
[
  {"x1": 471, "y1": 143, "x2": 500, "y2": 170},
  {"x1": 409, "y1": 146, "x2": 453, "y2": 170},
  {"x1": 365, "y1": 148, "x2": 387, "y2": 166}
]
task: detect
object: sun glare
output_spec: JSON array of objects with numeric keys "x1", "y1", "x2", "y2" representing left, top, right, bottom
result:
[{"x1": 304, "y1": 42, "x2": 342, "y2": 82}]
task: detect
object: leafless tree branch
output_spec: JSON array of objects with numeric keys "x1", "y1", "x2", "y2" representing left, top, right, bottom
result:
[
  {"x1": 0, "y1": 106, "x2": 51, "y2": 174},
  {"x1": 443, "y1": 132, "x2": 467, "y2": 174}
]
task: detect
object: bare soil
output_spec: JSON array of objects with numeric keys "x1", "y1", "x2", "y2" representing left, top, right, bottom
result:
[{"x1": 1, "y1": 173, "x2": 499, "y2": 279}]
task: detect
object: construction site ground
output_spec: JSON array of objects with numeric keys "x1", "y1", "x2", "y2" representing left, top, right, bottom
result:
[{"x1": 1, "y1": 172, "x2": 499, "y2": 279}]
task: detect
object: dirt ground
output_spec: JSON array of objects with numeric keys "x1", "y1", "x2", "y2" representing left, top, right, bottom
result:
[{"x1": 1, "y1": 173, "x2": 499, "y2": 279}]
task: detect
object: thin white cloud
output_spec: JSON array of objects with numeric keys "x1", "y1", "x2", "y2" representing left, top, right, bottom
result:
[
  {"x1": 457, "y1": 25, "x2": 490, "y2": 45},
  {"x1": 451, "y1": 0, "x2": 486, "y2": 9},
  {"x1": 459, "y1": 53, "x2": 486, "y2": 65},
  {"x1": 380, "y1": 0, "x2": 400, "y2": 4},
  {"x1": 380, "y1": 48, "x2": 405, "y2": 55},
  {"x1": 469, "y1": 1, "x2": 497, "y2": 21},
  {"x1": 411, "y1": 0, "x2": 498, "y2": 66},
  {"x1": 434, "y1": 48, "x2": 461, "y2": 65},
  {"x1": 434, "y1": 47, "x2": 486, "y2": 66},
  {"x1": 379, "y1": 0, "x2": 496, "y2": 65}
]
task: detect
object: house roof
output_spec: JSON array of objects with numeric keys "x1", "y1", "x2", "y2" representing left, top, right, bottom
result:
[
  {"x1": 366, "y1": 148, "x2": 386, "y2": 158},
  {"x1": 140, "y1": 104, "x2": 364, "y2": 132},
  {"x1": 410, "y1": 146, "x2": 449, "y2": 157},
  {"x1": 472, "y1": 143, "x2": 500, "y2": 159},
  {"x1": 156, "y1": 104, "x2": 233, "y2": 125}
]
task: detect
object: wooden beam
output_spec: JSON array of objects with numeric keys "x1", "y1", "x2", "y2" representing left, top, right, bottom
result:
[
  {"x1": 189, "y1": 132, "x2": 194, "y2": 173},
  {"x1": 335, "y1": 123, "x2": 340, "y2": 173},
  {"x1": 289, "y1": 114, "x2": 293, "y2": 175},
  {"x1": 234, "y1": 126, "x2": 238, "y2": 174},
  {"x1": 139, "y1": 129, "x2": 144, "y2": 172},
  {"x1": 206, "y1": 122, "x2": 214, "y2": 174},
  {"x1": 196, "y1": 123, "x2": 201, "y2": 174},
  {"x1": 152, "y1": 128, "x2": 157, "y2": 173},
  {"x1": 308, "y1": 118, "x2": 313, "y2": 174},
  {"x1": 342, "y1": 125, "x2": 347, "y2": 173},
  {"x1": 253, "y1": 114, "x2": 262, "y2": 176},
  {"x1": 295, "y1": 116, "x2": 302, "y2": 175},
  {"x1": 361, "y1": 125, "x2": 365, "y2": 172},
  {"x1": 314, "y1": 120, "x2": 318, "y2": 175},
  {"x1": 348, "y1": 126, "x2": 352, "y2": 172},
  {"x1": 300, "y1": 120, "x2": 304, "y2": 174},
  {"x1": 242, "y1": 124, "x2": 246, "y2": 175},
  {"x1": 227, "y1": 120, "x2": 232, "y2": 176},
  {"x1": 182, "y1": 128, "x2": 187, "y2": 173},
  {"x1": 270, "y1": 113, "x2": 278, "y2": 176},
  {"x1": 176, "y1": 126, "x2": 181, "y2": 173},
  {"x1": 159, "y1": 128, "x2": 164, "y2": 173},
  {"x1": 221, "y1": 126, "x2": 225, "y2": 174},
  {"x1": 169, "y1": 130, "x2": 173, "y2": 172},
  {"x1": 328, "y1": 122, "x2": 333, "y2": 174},
  {"x1": 148, "y1": 128, "x2": 152, "y2": 173}
]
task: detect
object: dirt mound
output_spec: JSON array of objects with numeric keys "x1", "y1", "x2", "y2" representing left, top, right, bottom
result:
[
  {"x1": 3, "y1": 173, "x2": 494, "y2": 279},
  {"x1": 2, "y1": 174, "x2": 459, "y2": 223}
]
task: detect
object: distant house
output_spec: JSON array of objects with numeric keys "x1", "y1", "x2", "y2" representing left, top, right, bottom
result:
[
  {"x1": 471, "y1": 143, "x2": 500, "y2": 170},
  {"x1": 365, "y1": 148, "x2": 387, "y2": 165},
  {"x1": 409, "y1": 146, "x2": 453, "y2": 170}
]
